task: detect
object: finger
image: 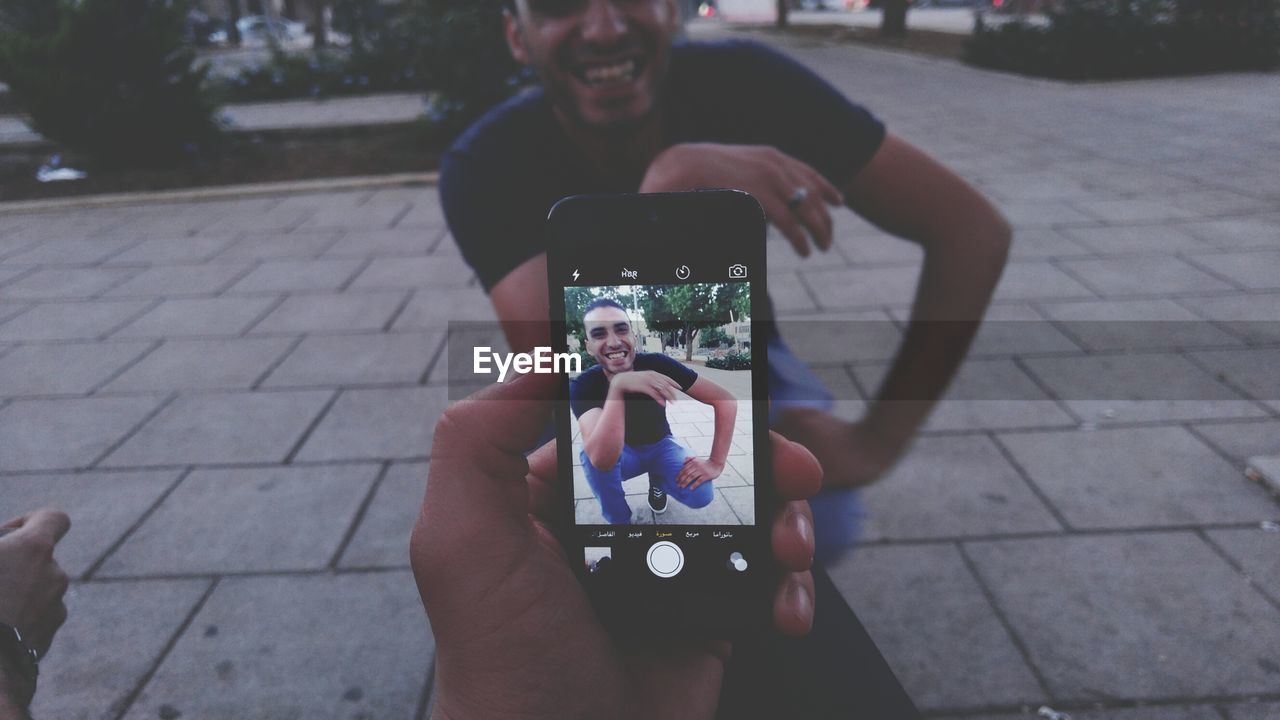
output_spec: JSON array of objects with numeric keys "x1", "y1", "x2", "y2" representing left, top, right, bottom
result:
[
  {"x1": 525, "y1": 439, "x2": 562, "y2": 522},
  {"x1": 686, "y1": 474, "x2": 709, "y2": 491},
  {"x1": 769, "y1": 430, "x2": 823, "y2": 501},
  {"x1": 10, "y1": 509, "x2": 72, "y2": 547},
  {"x1": 527, "y1": 438, "x2": 557, "y2": 481},
  {"x1": 771, "y1": 500, "x2": 815, "y2": 572},
  {"x1": 805, "y1": 165, "x2": 844, "y2": 206},
  {"x1": 794, "y1": 195, "x2": 834, "y2": 253},
  {"x1": 29, "y1": 599, "x2": 67, "y2": 658},
  {"x1": 762, "y1": 197, "x2": 811, "y2": 257},
  {"x1": 773, "y1": 570, "x2": 815, "y2": 637}
]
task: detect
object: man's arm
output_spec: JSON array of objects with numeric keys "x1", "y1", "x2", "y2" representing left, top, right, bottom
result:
[
  {"x1": 579, "y1": 372, "x2": 682, "y2": 470},
  {"x1": 489, "y1": 254, "x2": 552, "y2": 355},
  {"x1": 676, "y1": 376, "x2": 737, "y2": 490},
  {"x1": 840, "y1": 133, "x2": 1011, "y2": 460}
]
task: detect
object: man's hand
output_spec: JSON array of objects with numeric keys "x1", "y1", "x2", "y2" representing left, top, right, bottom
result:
[
  {"x1": 412, "y1": 372, "x2": 822, "y2": 720},
  {"x1": 640, "y1": 143, "x2": 843, "y2": 258},
  {"x1": 0, "y1": 510, "x2": 71, "y2": 658},
  {"x1": 776, "y1": 408, "x2": 905, "y2": 490},
  {"x1": 609, "y1": 369, "x2": 682, "y2": 406},
  {"x1": 677, "y1": 456, "x2": 725, "y2": 491}
]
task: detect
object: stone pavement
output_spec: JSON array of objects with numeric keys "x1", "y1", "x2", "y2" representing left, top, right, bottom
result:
[{"x1": 0, "y1": 30, "x2": 1278, "y2": 720}]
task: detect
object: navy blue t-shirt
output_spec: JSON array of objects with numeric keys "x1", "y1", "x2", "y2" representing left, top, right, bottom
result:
[
  {"x1": 570, "y1": 353, "x2": 699, "y2": 447},
  {"x1": 441, "y1": 39, "x2": 887, "y2": 291}
]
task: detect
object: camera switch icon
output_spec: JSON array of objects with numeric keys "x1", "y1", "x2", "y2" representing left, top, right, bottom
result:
[{"x1": 728, "y1": 264, "x2": 747, "y2": 279}]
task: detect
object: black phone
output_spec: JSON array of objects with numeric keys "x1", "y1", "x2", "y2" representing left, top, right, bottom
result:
[{"x1": 546, "y1": 190, "x2": 775, "y2": 638}]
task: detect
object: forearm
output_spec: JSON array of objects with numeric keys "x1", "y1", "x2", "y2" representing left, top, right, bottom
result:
[
  {"x1": 863, "y1": 222, "x2": 1010, "y2": 447},
  {"x1": 707, "y1": 400, "x2": 737, "y2": 466},
  {"x1": 583, "y1": 391, "x2": 627, "y2": 469}
]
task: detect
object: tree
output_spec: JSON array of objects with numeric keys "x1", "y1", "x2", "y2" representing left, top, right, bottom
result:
[
  {"x1": 311, "y1": 0, "x2": 328, "y2": 46},
  {"x1": 642, "y1": 283, "x2": 749, "y2": 361},
  {"x1": 882, "y1": 0, "x2": 909, "y2": 37},
  {"x1": 776, "y1": 0, "x2": 790, "y2": 27}
]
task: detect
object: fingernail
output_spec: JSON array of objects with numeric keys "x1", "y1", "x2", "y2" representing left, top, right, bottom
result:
[
  {"x1": 789, "y1": 578, "x2": 813, "y2": 622},
  {"x1": 790, "y1": 508, "x2": 814, "y2": 556}
]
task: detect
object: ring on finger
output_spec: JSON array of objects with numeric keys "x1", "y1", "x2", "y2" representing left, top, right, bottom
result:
[{"x1": 786, "y1": 186, "x2": 809, "y2": 211}]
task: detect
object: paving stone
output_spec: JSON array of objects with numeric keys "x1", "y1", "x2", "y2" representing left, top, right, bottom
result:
[
  {"x1": 1059, "y1": 256, "x2": 1234, "y2": 297},
  {"x1": 0, "y1": 300, "x2": 151, "y2": 342},
  {"x1": 294, "y1": 386, "x2": 448, "y2": 461},
  {"x1": 998, "y1": 426, "x2": 1274, "y2": 529},
  {"x1": 214, "y1": 229, "x2": 343, "y2": 260},
  {"x1": 101, "y1": 390, "x2": 331, "y2": 467},
  {"x1": 1022, "y1": 353, "x2": 1266, "y2": 425},
  {"x1": 1183, "y1": 293, "x2": 1280, "y2": 343},
  {"x1": 0, "y1": 396, "x2": 163, "y2": 471},
  {"x1": 31, "y1": 579, "x2": 210, "y2": 720},
  {"x1": 854, "y1": 359, "x2": 1076, "y2": 431},
  {"x1": 1001, "y1": 200, "x2": 1097, "y2": 226},
  {"x1": 652, "y1": 485, "x2": 750, "y2": 525},
  {"x1": 390, "y1": 287, "x2": 499, "y2": 330},
  {"x1": 1205, "y1": 527, "x2": 1280, "y2": 603},
  {"x1": 249, "y1": 290, "x2": 406, "y2": 334},
  {"x1": 348, "y1": 255, "x2": 476, "y2": 289},
  {"x1": 832, "y1": 230, "x2": 923, "y2": 265},
  {"x1": 395, "y1": 201, "x2": 447, "y2": 230},
  {"x1": 1005, "y1": 228, "x2": 1093, "y2": 260},
  {"x1": 100, "y1": 464, "x2": 379, "y2": 575},
  {"x1": 965, "y1": 533, "x2": 1280, "y2": 700},
  {"x1": 103, "y1": 235, "x2": 241, "y2": 265},
  {"x1": 0, "y1": 267, "x2": 138, "y2": 300},
  {"x1": 826, "y1": 543, "x2": 1044, "y2": 710},
  {"x1": 575, "y1": 494, "x2": 655, "y2": 524},
  {"x1": 765, "y1": 271, "x2": 818, "y2": 314},
  {"x1": 992, "y1": 262, "x2": 1096, "y2": 302},
  {"x1": 1182, "y1": 217, "x2": 1280, "y2": 250},
  {"x1": 339, "y1": 462, "x2": 428, "y2": 568},
  {"x1": 861, "y1": 436, "x2": 1062, "y2": 541},
  {"x1": 322, "y1": 227, "x2": 442, "y2": 258},
  {"x1": 1060, "y1": 224, "x2": 1209, "y2": 255},
  {"x1": 889, "y1": 303, "x2": 1082, "y2": 356},
  {"x1": 1224, "y1": 702, "x2": 1280, "y2": 720},
  {"x1": 261, "y1": 331, "x2": 441, "y2": 387},
  {"x1": 102, "y1": 262, "x2": 252, "y2": 298},
  {"x1": 0, "y1": 470, "x2": 178, "y2": 576},
  {"x1": 2, "y1": 237, "x2": 139, "y2": 266},
  {"x1": 776, "y1": 310, "x2": 902, "y2": 363},
  {"x1": 0, "y1": 341, "x2": 152, "y2": 396},
  {"x1": 295, "y1": 200, "x2": 410, "y2": 231},
  {"x1": 800, "y1": 265, "x2": 921, "y2": 308},
  {"x1": 198, "y1": 207, "x2": 316, "y2": 236},
  {"x1": 1039, "y1": 298, "x2": 1241, "y2": 351},
  {"x1": 1074, "y1": 199, "x2": 1202, "y2": 223},
  {"x1": 1067, "y1": 708, "x2": 1225, "y2": 720},
  {"x1": 225, "y1": 258, "x2": 366, "y2": 294},
  {"x1": 113, "y1": 297, "x2": 277, "y2": 338},
  {"x1": 1190, "y1": 348, "x2": 1280, "y2": 403},
  {"x1": 1186, "y1": 250, "x2": 1280, "y2": 291},
  {"x1": 102, "y1": 337, "x2": 295, "y2": 392},
  {"x1": 123, "y1": 573, "x2": 432, "y2": 720},
  {"x1": 1191, "y1": 419, "x2": 1280, "y2": 466}
]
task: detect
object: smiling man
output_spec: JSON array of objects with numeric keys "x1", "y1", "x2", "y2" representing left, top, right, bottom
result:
[{"x1": 571, "y1": 298, "x2": 738, "y2": 523}]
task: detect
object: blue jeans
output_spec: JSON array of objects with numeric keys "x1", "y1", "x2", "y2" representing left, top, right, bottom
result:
[
  {"x1": 767, "y1": 332, "x2": 866, "y2": 562},
  {"x1": 581, "y1": 436, "x2": 713, "y2": 524}
]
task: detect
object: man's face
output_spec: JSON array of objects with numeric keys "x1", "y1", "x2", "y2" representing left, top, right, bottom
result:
[
  {"x1": 584, "y1": 306, "x2": 636, "y2": 374},
  {"x1": 506, "y1": 0, "x2": 678, "y2": 135}
]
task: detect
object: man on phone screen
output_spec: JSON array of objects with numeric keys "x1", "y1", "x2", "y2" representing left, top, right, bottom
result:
[{"x1": 572, "y1": 298, "x2": 738, "y2": 523}]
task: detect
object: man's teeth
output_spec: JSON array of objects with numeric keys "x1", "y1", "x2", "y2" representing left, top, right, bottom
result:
[
  {"x1": 582, "y1": 59, "x2": 637, "y2": 85},
  {"x1": 605, "y1": 351, "x2": 626, "y2": 360}
]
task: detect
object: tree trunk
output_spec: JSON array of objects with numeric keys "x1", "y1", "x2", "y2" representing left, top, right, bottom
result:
[
  {"x1": 776, "y1": 0, "x2": 789, "y2": 28},
  {"x1": 882, "y1": 0, "x2": 908, "y2": 36},
  {"x1": 311, "y1": 0, "x2": 327, "y2": 47},
  {"x1": 684, "y1": 324, "x2": 696, "y2": 362},
  {"x1": 283, "y1": 0, "x2": 297, "y2": 19},
  {"x1": 227, "y1": 0, "x2": 242, "y2": 46}
]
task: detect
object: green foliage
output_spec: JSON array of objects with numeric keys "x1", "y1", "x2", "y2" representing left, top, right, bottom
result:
[
  {"x1": 644, "y1": 283, "x2": 750, "y2": 361},
  {"x1": 699, "y1": 326, "x2": 732, "y2": 349},
  {"x1": 0, "y1": 0, "x2": 220, "y2": 167},
  {"x1": 706, "y1": 351, "x2": 752, "y2": 371},
  {"x1": 965, "y1": 0, "x2": 1280, "y2": 79},
  {"x1": 208, "y1": 47, "x2": 419, "y2": 103}
]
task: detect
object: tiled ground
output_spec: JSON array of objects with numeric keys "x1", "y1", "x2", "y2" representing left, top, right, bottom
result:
[{"x1": 1, "y1": 26, "x2": 1278, "y2": 720}]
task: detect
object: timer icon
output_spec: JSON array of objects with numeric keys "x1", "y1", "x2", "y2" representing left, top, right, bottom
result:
[{"x1": 675, "y1": 265, "x2": 690, "y2": 280}]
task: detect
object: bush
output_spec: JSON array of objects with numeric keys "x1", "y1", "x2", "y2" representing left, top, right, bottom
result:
[
  {"x1": 208, "y1": 47, "x2": 420, "y2": 104},
  {"x1": 965, "y1": 0, "x2": 1280, "y2": 79},
  {"x1": 0, "y1": 0, "x2": 220, "y2": 167},
  {"x1": 705, "y1": 352, "x2": 752, "y2": 371}
]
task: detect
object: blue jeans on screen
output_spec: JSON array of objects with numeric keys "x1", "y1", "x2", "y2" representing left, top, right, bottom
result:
[{"x1": 580, "y1": 435, "x2": 713, "y2": 524}]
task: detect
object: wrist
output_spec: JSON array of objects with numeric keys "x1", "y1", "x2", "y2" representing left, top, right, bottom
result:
[{"x1": 0, "y1": 654, "x2": 32, "y2": 719}]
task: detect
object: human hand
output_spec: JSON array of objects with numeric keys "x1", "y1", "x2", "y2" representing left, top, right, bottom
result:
[
  {"x1": 0, "y1": 510, "x2": 71, "y2": 658},
  {"x1": 676, "y1": 456, "x2": 725, "y2": 491},
  {"x1": 609, "y1": 369, "x2": 682, "y2": 406},
  {"x1": 640, "y1": 143, "x2": 844, "y2": 257},
  {"x1": 412, "y1": 372, "x2": 822, "y2": 720},
  {"x1": 775, "y1": 409, "x2": 905, "y2": 490}
]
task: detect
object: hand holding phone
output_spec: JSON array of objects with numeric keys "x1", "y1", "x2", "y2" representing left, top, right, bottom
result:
[{"x1": 412, "y1": 371, "x2": 819, "y2": 720}]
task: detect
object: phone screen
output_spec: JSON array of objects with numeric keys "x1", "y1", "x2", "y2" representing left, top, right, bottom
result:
[{"x1": 547, "y1": 191, "x2": 774, "y2": 634}]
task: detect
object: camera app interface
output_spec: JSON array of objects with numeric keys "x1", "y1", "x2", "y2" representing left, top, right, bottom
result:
[{"x1": 564, "y1": 281, "x2": 757, "y2": 530}]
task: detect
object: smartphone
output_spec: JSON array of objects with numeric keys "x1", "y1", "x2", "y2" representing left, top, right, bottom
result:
[{"x1": 546, "y1": 190, "x2": 775, "y2": 637}]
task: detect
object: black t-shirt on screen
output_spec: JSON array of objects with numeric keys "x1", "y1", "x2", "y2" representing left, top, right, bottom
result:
[
  {"x1": 570, "y1": 353, "x2": 699, "y2": 447},
  {"x1": 441, "y1": 39, "x2": 887, "y2": 292}
]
